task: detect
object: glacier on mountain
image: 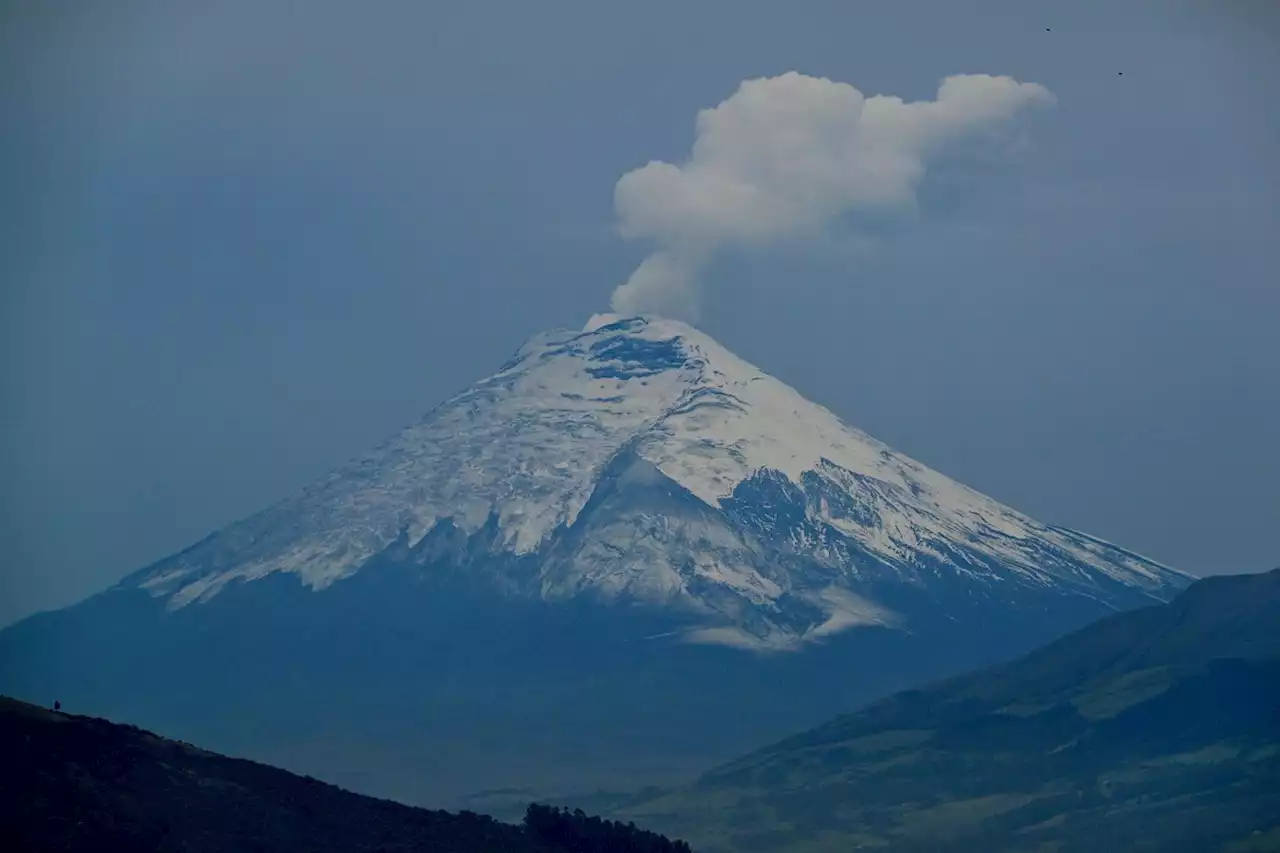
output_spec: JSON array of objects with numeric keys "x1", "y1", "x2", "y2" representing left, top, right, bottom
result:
[{"x1": 133, "y1": 314, "x2": 1190, "y2": 649}]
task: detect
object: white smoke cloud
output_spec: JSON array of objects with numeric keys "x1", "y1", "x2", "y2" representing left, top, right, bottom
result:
[{"x1": 610, "y1": 72, "x2": 1055, "y2": 320}]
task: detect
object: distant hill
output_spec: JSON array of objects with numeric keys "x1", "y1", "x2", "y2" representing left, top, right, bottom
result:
[
  {"x1": 0, "y1": 697, "x2": 690, "y2": 853},
  {"x1": 613, "y1": 569, "x2": 1280, "y2": 853}
]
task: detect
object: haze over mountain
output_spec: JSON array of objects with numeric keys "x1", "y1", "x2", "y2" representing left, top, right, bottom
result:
[
  {"x1": 611, "y1": 568, "x2": 1280, "y2": 853},
  {"x1": 0, "y1": 316, "x2": 1191, "y2": 804}
]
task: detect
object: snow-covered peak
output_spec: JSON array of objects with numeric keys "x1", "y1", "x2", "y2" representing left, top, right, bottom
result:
[
  {"x1": 482, "y1": 313, "x2": 906, "y2": 505},
  {"x1": 134, "y1": 315, "x2": 1191, "y2": 646}
]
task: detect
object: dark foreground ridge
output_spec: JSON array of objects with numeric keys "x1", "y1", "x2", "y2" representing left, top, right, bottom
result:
[
  {"x1": 0, "y1": 696, "x2": 691, "y2": 853},
  {"x1": 613, "y1": 569, "x2": 1280, "y2": 853}
]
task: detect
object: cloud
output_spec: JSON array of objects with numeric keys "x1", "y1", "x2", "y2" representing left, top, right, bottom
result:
[{"x1": 609, "y1": 72, "x2": 1054, "y2": 320}]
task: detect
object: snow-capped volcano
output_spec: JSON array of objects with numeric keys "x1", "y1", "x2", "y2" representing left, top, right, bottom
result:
[
  {"x1": 132, "y1": 314, "x2": 1188, "y2": 649},
  {"x1": 0, "y1": 312, "x2": 1198, "y2": 804}
]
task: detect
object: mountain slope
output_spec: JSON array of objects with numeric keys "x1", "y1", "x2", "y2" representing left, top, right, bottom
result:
[
  {"x1": 0, "y1": 314, "x2": 1193, "y2": 805},
  {"x1": 0, "y1": 696, "x2": 690, "y2": 853},
  {"x1": 613, "y1": 569, "x2": 1280, "y2": 853}
]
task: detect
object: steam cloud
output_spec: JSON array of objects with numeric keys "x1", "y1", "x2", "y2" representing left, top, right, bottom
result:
[{"x1": 609, "y1": 72, "x2": 1054, "y2": 320}]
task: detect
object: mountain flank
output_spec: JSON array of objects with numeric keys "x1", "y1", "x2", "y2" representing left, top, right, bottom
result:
[{"x1": 611, "y1": 569, "x2": 1280, "y2": 853}]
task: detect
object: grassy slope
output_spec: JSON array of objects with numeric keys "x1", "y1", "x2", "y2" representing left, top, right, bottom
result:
[{"x1": 613, "y1": 569, "x2": 1280, "y2": 853}]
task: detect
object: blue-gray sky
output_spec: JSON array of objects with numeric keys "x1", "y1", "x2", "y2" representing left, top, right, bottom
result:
[{"x1": 2, "y1": 0, "x2": 1277, "y2": 627}]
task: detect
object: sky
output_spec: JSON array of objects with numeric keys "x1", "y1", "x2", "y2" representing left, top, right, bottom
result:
[{"x1": 2, "y1": 0, "x2": 1277, "y2": 627}]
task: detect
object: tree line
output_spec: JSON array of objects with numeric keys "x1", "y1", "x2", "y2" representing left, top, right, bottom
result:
[{"x1": 523, "y1": 803, "x2": 693, "y2": 853}]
